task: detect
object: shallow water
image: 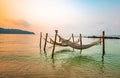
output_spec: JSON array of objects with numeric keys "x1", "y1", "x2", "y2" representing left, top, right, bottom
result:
[{"x1": 0, "y1": 34, "x2": 120, "y2": 78}]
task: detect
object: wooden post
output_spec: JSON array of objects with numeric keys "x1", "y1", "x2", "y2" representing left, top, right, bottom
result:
[
  {"x1": 101, "y1": 31, "x2": 105, "y2": 72},
  {"x1": 80, "y1": 34, "x2": 82, "y2": 46},
  {"x1": 44, "y1": 33, "x2": 48, "y2": 52},
  {"x1": 80, "y1": 34, "x2": 82, "y2": 53},
  {"x1": 102, "y1": 31, "x2": 105, "y2": 56},
  {"x1": 39, "y1": 32, "x2": 42, "y2": 49},
  {"x1": 72, "y1": 33, "x2": 74, "y2": 51},
  {"x1": 51, "y1": 30, "x2": 58, "y2": 59}
]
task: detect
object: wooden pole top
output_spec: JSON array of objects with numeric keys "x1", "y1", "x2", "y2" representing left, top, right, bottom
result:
[
  {"x1": 102, "y1": 31, "x2": 105, "y2": 35},
  {"x1": 55, "y1": 30, "x2": 58, "y2": 33}
]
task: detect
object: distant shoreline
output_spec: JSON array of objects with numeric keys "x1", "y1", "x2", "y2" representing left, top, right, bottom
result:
[
  {"x1": 84, "y1": 36, "x2": 120, "y2": 39},
  {"x1": 0, "y1": 33, "x2": 35, "y2": 35},
  {"x1": 0, "y1": 27, "x2": 35, "y2": 34}
]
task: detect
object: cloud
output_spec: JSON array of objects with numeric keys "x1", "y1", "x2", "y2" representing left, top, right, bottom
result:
[{"x1": 5, "y1": 19, "x2": 30, "y2": 26}]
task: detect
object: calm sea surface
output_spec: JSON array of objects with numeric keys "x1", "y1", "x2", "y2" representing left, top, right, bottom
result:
[{"x1": 0, "y1": 34, "x2": 120, "y2": 78}]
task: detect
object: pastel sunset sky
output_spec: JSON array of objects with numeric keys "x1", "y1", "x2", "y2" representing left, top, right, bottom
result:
[{"x1": 0, "y1": 0, "x2": 120, "y2": 35}]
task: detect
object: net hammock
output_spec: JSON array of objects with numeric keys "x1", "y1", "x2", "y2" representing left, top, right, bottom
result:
[{"x1": 57, "y1": 35, "x2": 101, "y2": 49}]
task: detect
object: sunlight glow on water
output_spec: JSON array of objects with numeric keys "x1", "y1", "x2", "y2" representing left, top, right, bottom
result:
[{"x1": 0, "y1": 34, "x2": 120, "y2": 78}]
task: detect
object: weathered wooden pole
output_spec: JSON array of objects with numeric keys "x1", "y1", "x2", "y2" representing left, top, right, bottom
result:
[
  {"x1": 72, "y1": 33, "x2": 74, "y2": 51},
  {"x1": 102, "y1": 31, "x2": 105, "y2": 56},
  {"x1": 80, "y1": 34, "x2": 82, "y2": 46},
  {"x1": 44, "y1": 33, "x2": 48, "y2": 52},
  {"x1": 101, "y1": 35, "x2": 105, "y2": 73},
  {"x1": 51, "y1": 30, "x2": 58, "y2": 59},
  {"x1": 80, "y1": 34, "x2": 82, "y2": 53},
  {"x1": 39, "y1": 32, "x2": 42, "y2": 49}
]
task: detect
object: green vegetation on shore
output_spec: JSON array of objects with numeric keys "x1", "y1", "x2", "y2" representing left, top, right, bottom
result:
[
  {"x1": 0, "y1": 27, "x2": 35, "y2": 34},
  {"x1": 85, "y1": 36, "x2": 120, "y2": 39}
]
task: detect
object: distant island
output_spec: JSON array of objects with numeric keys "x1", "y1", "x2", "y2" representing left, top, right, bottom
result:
[
  {"x1": 84, "y1": 35, "x2": 120, "y2": 39},
  {"x1": 0, "y1": 27, "x2": 35, "y2": 34}
]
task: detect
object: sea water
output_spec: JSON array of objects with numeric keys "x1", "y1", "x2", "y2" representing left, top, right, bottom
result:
[{"x1": 0, "y1": 34, "x2": 120, "y2": 78}]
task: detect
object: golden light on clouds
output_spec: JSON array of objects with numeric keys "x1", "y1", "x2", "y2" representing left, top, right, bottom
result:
[
  {"x1": 0, "y1": 0, "x2": 78, "y2": 33},
  {"x1": 1, "y1": 0, "x2": 119, "y2": 35},
  {"x1": 13, "y1": 0, "x2": 76, "y2": 24}
]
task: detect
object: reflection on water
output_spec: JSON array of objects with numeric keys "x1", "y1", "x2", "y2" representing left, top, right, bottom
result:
[
  {"x1": 0, "y1": 34, "x2": 120, "y2": 78},
  {"x1": 51, "y1": 49, "x2": 105, "y2": 78}
]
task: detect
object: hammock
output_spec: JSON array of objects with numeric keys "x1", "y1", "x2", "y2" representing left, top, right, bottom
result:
[
  {"x1": 46, "y1": 37, "x2": 79, "y2": 47},
  {"x1": 48, "y1": 38, "x2": 68, "y2": 46},
  {"x1": 58, "y1": 35, "x2": 101, "y2": 49},
  {"x1": 57, "y1": 35, "x2": 79, "y2": 44}
]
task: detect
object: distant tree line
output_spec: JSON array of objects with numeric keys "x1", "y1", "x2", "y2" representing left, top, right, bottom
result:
[
  {"x1": 0, "y1": 27, "x2": 35, "y2": 34},
  {"x1": 86, "y1": 35, "x2": 120, "y2": 39}
]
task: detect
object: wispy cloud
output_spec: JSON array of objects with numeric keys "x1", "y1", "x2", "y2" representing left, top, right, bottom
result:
[{"x1": 5, "y1": 19, "x2": 30, "y2": 27}]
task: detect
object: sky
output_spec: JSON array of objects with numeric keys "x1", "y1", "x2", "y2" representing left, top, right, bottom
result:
[{"x1": 0, "y1": 0, "x2": 120, "y2": 35}]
